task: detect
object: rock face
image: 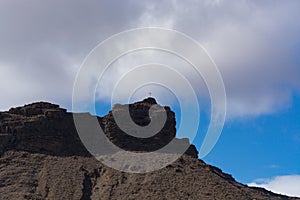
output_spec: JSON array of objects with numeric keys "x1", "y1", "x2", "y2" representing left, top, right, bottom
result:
[
  {"x1": 0, "y1": 151, "x2": 297, "y2": 200},
  {"x1": 0, "y1": 102, "x2": 89, "y2": 157},
  {"x1": 0, "y1": 98, "x2": 198, "y2": 158},
  {"x1": 0, "y1": 99, "x2": 298, "y2": 200},
  {"x1": 103, "y1": 98, "x2": 176, "y2": 152},
  {"x1": 102, "y1": 98, "x2": 197, "y2": 156}
]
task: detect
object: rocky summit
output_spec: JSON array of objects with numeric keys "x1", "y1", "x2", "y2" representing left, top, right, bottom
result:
[
  {"x1": 0, "y1": 98, "x2": 197, "y2": 158},
  {"x1": 0, "y1": 98, "x2": 298, "y2": 200}
]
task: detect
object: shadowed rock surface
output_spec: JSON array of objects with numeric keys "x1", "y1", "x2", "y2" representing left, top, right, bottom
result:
[
  {"x1": 0, "y1": 98, "x2": 197, "y2": 158},
  {"x1": 0, "y1": 99, "x2": 298, "y2": 200},
  {"x1": 102, "y1": 98, "x2": 197, "y2": 156}
]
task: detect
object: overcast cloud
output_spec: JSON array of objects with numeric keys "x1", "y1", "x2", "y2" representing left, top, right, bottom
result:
[{"x1": 1, "y1": 0, "x2": 300, "y2": 118}]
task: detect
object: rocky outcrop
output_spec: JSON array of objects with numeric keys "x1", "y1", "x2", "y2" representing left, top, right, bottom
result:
[
  {"x1": 102, "y1": 98, "x2": 197, "y2": 157},
  {"x1": 0, "y1": 99, "x2": 298, "y2": 199},
  {"x1": 0, "y1": 98, "x2": 198, "y2": 158},
  {"x1": 0, "y1": 102, "x2": 89, "y2": 157}
]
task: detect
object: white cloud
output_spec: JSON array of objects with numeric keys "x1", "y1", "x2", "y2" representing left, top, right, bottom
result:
[
  {"x1": 135, "y1": 0, "x2": 300, "y2": 118},
  {"x1": 248, "y1": 175, "x2": 300, "y2": 197},
  {"x1": 0, "y1": 0, "x2": 300, "y2": 118},
  {"x1": 95, "y1": 49, "x2": 209, "y2": 104},
  {"x1": 0, "y1": 0, "x2": 145, "y2": 111}
]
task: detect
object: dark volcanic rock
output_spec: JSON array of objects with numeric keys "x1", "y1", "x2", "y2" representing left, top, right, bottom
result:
[
  {"x1": 0, "y1": 151, "x2": 297, "y2": 200},
  {"x1": 0, "y1": 99, "x2": 298, "y2": 199},
  {"x1": 102, "y1": 98, "x2": 197, "y2": 157},
  {"x1": 0, "y1": 102, "x2": 89, "y2": 157},
  {"x1": 0, "y1": 99, "x2": 198, "y2": 158}
]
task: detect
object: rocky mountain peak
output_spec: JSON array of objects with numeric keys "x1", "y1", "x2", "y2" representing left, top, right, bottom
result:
[
  {"x1": 0, "y1": 99, "x2": 298, "y2": 199},
  {"x1": 0, "y1": 98, "x2": 197, "y2": 158},
  {"x1": 8, "y1": 102, "x2": 67, "y2": 117},
  {"x1": 138, "y1": 97, "x2": 157, "y2": 105}
]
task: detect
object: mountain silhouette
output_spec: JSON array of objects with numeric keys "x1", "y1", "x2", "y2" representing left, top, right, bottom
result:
[{"x1": 0, "y1": 98, "x2": 298, "y2": 199}]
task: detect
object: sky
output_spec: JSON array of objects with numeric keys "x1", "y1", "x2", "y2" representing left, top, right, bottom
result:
[{"x1": 0, "y1": 0, "x2": 300, "y2": 197}]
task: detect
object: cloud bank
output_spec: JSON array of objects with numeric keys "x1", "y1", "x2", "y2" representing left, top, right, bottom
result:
[
  {"x1": 0, "y1": 0, "x2": 300, "y2": 118},
  {"x1": 248, "y1": 175, "x2": 300, "y2": 197}
]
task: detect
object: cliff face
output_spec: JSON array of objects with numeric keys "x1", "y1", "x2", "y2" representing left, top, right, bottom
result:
[
  {"x1": 0, "y1": 98, "x2": 198, "y2": 158},
  {"x1": 102, "y1": 98, "x2": 197, "y2": 156},
  {"x1": 0, "y1": 99, "x2": 298, "y2": 200},
  {"x1": 0, "y1": 102, "x2": 88, "y2": 157}
]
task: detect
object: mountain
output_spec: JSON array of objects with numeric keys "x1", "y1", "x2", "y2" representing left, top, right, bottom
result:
[{"x1": 0, "y1": 98, "x2": 298, "y2": 200}]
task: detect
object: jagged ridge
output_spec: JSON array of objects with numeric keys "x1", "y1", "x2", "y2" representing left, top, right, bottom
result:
[
  {"x1": 0, "y1": 98, "x2": 198, "y2": 157},
  {"x1": 0, "y1": 99, "x2": 298, "y2": 200}
]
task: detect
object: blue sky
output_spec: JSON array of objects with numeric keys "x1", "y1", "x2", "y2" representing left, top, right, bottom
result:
[
  {"x1": 1, "y1": 0, "x2": 300, "y2": 197},
  {"x1": 205, "y1": 94, "x2": 300, "y2": 183}
]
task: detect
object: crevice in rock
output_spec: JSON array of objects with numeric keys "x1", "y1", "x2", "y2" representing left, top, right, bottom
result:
[
  {"x1": 81, "y1": 171, "x2": 93, "y2": 200},
  {"x1": 80, "y1": 168, "x2": 101, "y2": 200}
]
